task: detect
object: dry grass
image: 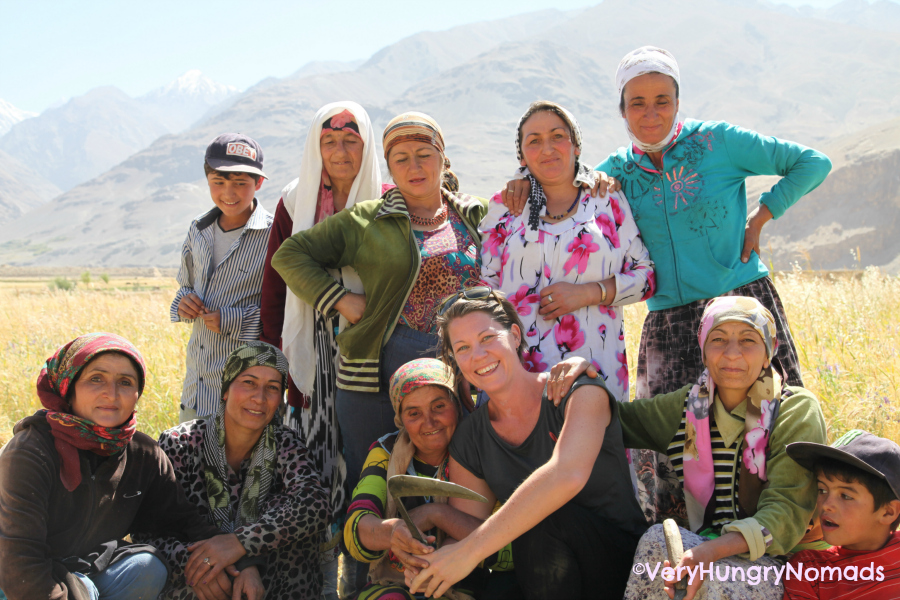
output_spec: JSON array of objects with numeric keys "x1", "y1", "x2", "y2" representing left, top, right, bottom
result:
[
  {"x1": 1, "y1": 270, "x2": 898, "y2": 447},
  {"x1": 0, "y1": 278, "x2": 189, "y2": 444},
  {"x1": 621, "y1": 267, "x2": 900, "y2": 444}
]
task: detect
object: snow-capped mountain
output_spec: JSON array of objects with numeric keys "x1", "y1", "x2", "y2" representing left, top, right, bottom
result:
[
  {"x1": 139, "y1": 70, "x2": 239, "y2": 132},
  {"x1": 0, "y1": 99, "x2": 36, "y2": 136}
]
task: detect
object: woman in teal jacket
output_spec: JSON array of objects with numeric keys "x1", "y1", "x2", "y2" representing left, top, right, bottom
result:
[{"x1": 594, "y1": 45, "x2": 831, "y2": 524}]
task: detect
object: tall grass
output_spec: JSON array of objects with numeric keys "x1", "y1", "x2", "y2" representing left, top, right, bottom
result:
[
  {"x1": 0, "y1": 286, "x2": 189, "y2": 444},
  {"x1": 0, "y1": 270, "x2": 898, "y2": 446}
]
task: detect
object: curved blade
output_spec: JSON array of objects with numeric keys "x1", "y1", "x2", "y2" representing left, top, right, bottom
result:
[{"x1": 388, "y1": 475, "x2": 488, "y2": 503}]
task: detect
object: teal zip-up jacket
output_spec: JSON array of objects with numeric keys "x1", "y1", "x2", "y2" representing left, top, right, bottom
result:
[
  {"x1": 597, "y1": 120, "x2": 831, "y2": 311},
  {"x1": 272, "y1": 188, "x2": 488, "y2": 393}
]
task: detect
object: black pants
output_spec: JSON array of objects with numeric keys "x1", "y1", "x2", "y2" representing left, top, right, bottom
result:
[{"x1": 511, "y1": 502, "x2": 643, "y2": 600}]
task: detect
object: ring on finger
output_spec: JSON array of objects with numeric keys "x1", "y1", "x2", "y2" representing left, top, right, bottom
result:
[
  {"x1": 547, "y1": 294, "x2": 553, "y2": 303},
  {"x1": 203, "y1": 557, "x2": 211, "y2": 564}
]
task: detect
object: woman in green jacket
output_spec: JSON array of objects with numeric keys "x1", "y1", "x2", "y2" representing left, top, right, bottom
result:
[
  {"x1": 619, "y1": 296, "x2": 826, "y2": 600},
  {"x1": 272, "y1": 111, "x2": 488, "y2": 505}
]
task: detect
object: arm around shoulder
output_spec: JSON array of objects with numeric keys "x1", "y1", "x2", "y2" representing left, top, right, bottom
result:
[{"x1": 618, "y1": 384, "x2": 690, "y2": 453}]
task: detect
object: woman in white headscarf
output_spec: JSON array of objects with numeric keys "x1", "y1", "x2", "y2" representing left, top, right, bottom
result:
[
  {"x1": 504, "y1": 47, "x2": 832, "y2": 526},
  {"x1": 259, "y1": 101, "x2": 392, "y2": 598}
]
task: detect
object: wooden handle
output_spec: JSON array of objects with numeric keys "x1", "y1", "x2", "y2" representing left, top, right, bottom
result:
[{"x1": 663, "y1": 518, "x2": 688, "y2": 597}]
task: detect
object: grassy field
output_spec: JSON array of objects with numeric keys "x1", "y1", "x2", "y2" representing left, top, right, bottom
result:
[{"x1": 0, "y1": 270, "x2": 898, "y2": 446}]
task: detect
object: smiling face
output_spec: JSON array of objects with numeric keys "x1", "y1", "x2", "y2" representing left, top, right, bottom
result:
[
  {"x1": 69, "y1": 353, "x2": 140, "y2": 427},
  {"x1": 223, "y1": 365, "x2": 283, "y2": 433},
  {"x1": 816, "y1": 471, "x2": 898, "y2": 551},
  {"x1": 387, "y1": 140, "x2": 443, "y2": 203},
  {"x1": 519, "y1": 111, "x2": 579, "y2": 187},
  {"x1": 206, "y1": 171, "x2": 263, "y2": 229},
  {"x1": 447, "y1": 311, "x2": 523, "y2": 395},
  {"x1": 622, "y1": 72, "x2": 679, "y2": 146},
  {"x1": 703, "y1": 321, "x2": 770, "y2": 399},
  {"x1": 320, "y1": 129, "x2": 364, "y2": 188},
  {"x1": 400, "y1": 385, "x2": 458, "y2": 466}
]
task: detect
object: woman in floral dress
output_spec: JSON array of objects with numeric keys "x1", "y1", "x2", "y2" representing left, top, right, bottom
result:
[{"x1": 480, "y1": 100, "x2": 655, "y2": 405}]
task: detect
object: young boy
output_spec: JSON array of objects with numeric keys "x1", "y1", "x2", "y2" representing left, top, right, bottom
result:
[
  {"x1": 170, "y1": 133, "x2": 273, "y2": 422},
  {"x1": 784, "y1": 429, "x2": 900, "y2": 599}
]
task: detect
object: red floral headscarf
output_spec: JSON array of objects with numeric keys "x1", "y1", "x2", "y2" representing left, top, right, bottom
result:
[{"x1": 36, "y1": 332, "x2": 146, "y2": 491}]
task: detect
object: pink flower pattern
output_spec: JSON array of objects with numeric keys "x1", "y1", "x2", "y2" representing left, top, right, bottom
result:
[
  {"x1": 510, "y1": 284, "x2": 540, "y2": 316},
  {"x1": 563, "y1": 232, "x2": 600, "y2": 276},
  {"x1": 522, "y1": 348, "x2": 548, "y2": 373},
  {"x1": 554, "y1": 315, "x2": 586, "y2": 357},
  {"x1": 595, "y1": 214, "x2": 620, "y2": 249},
  {"x1": 478, "y1": 189, "x2": 654, "y2": 402}
]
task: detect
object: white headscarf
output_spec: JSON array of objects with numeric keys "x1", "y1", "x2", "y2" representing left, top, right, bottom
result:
[
  {"x1": 616, "y1": 46, "x2": 682, "y2": 153},
  {"x1": 281, "y1": 101, "x2": 382, "y2": 396}
]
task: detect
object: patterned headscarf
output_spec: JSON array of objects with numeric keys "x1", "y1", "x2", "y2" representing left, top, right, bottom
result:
[
  {"x1": 35, "y1": 332, "x2": 146, "y2": 491},
  {"x1": 698, "y1": 296, "x2": 777, "y2": 363},
  {"x1": 202, "y1": 342, "x2": 288, "y2": 532},
  {"x1": 383, "y1": 111, "x2": 459, "y2": 193},
  {"x1": 389, "y1": 358, "x2": 457, "y2": 429},
  {"x1": 615, "y1": 46, "x2": 682, "y2": 153},
  {"x1": 682, "y1": 296, "x2": 783, "y2": 527},
  {"x1": 320, "y1": 109, "x2": 362, "y2": 139},
  {"x1": 513, "y1": 101, "x2": 596, "y2": 238}
]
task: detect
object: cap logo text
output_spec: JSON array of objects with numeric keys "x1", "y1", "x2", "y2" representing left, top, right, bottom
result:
[{"x1": 226, "y1": 143, "x2": 257, "y2": 161}]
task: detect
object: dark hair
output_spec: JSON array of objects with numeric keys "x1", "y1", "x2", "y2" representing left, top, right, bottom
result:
[
  {"x1": 65, "y1": 350, "x2": 145, "y2": 403},
  {"x1": 203, "y1": 161, "x2": 262, "y2": 184},
  {"x1": 618, "y1": 76, "x2": 680, "y2": 116},
  {"x1": 817, "y1": 457, "x2": 900, "y2": 531},
  {"x1": 435, "y1": 290, "x2": 527, "y2": 375}
]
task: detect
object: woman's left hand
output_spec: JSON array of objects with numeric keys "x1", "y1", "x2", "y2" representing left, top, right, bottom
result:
[
  {"x1": 662, "y1": 540, "x2": 721, "y2": 600},
  {"x1": 186, "y1": 533, "x2": 247, "y2": 586},
  {"x1": 742, "y1": 205, "x2": 773, "y2": 263},
  {"x1": 538, "y1": 282, "x2": 599, "y2": 320},
  {"x1": 232, "y1": 565, "x2": 265, "y2": 600},
  {"x1": 406, "y1": 541, "x2": 481, "y2": 598},
  {"x1": 546, "y1": 357, "x2": 599, "y2": 406}
]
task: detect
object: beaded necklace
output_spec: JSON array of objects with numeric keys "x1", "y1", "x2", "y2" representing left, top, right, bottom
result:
[
  {"x1": 544, "y1": 195, "x2": 580, "y2": 221},
  {"x1": 408, "y1": 200, "x2": 448, "y2": 227}
]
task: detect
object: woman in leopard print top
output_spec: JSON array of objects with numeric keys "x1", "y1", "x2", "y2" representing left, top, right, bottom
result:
[{"x1": 134, "y1": 342, "x2": 330, "y2": 599}]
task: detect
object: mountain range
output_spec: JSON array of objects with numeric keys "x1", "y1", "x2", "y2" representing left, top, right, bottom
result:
[{"x1": 1, "y1": 0, "x2": 899, "y2": 272}]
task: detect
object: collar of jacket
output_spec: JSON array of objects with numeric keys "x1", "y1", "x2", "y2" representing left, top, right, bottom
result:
[
  {"x1": 375, "y1": 187, "x2": 483, "y2": 220},
  {"x1": 196, "y1": 199, "x2": 271, "y2": 231}
]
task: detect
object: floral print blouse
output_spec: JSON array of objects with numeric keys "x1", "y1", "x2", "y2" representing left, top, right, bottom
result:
[{"x1": 480, "y1": 189, "x2": 655, "y2": 402}]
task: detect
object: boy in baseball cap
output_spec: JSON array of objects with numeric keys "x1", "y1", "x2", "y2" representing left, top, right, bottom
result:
[
  {"x1": 170, "y1": 133, "x2": 274, "y2": 422},
  {"x1": 783, "y1": 429, "x2": 900, "y2": 599}
]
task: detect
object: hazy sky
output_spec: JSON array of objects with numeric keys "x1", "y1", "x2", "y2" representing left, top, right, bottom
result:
[{"x1": 0, "y1": 0, "x2": 883, "y2": 114}]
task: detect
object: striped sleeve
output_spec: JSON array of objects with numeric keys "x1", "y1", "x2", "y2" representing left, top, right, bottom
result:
[
  {"x1": 171, "y1": 228, "x2": 197, "y2": 323},
  {"x1": 342, "y1": 444, "x2": 391, "y2": 563}
]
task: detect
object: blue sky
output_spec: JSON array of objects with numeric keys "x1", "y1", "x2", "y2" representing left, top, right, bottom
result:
[{"x1": 0, "y1": 0, "x2": 876, "y2": 114}]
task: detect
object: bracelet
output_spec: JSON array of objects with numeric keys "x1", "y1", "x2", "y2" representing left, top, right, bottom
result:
[{"x1": 596, "y1": 281, "x2": 607, "y2": 304}]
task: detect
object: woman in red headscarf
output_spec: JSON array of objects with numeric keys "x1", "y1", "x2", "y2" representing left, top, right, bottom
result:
[{"x1": 0, "y1": 333, "x2": 239, "y2": 600}]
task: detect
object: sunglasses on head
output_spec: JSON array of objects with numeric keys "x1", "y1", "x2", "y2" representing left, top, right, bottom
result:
[{"x1": 437, "y1": 286, "x2": 500, "y2": 316}]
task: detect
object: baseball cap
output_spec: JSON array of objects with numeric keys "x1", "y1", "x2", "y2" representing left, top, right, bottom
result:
[
  {"x1": 205, "y1": 133, "x2": 267, "y2": 178},
  {"x1": 787, "y1": 429, "x2": 900, "y2": 500}
]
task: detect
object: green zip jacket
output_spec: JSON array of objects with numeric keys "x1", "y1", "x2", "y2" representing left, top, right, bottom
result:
[
  {"x1": 272, "y1": 188, "x2": 488, "y2": 393},
  {"x1": 619, "y1": 384, "x2": 826, "y2": 559}
]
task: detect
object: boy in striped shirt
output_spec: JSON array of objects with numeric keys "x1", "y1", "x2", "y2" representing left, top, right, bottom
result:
[
  {"x1": 783, "y1": 430, "x2": 900, "y2": 599},
  {"x1": 170, "y1": 133, "x2": 274, "y2": 422}
]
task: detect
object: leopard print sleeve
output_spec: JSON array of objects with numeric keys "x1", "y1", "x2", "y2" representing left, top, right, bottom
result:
[{"x1": 233, "y1": 426, "x2": 329, "y2": 556}]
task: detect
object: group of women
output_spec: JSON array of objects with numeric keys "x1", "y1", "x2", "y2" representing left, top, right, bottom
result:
[{"x1": 0, "y1": 45, "x2": 834, "y2": 600}]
